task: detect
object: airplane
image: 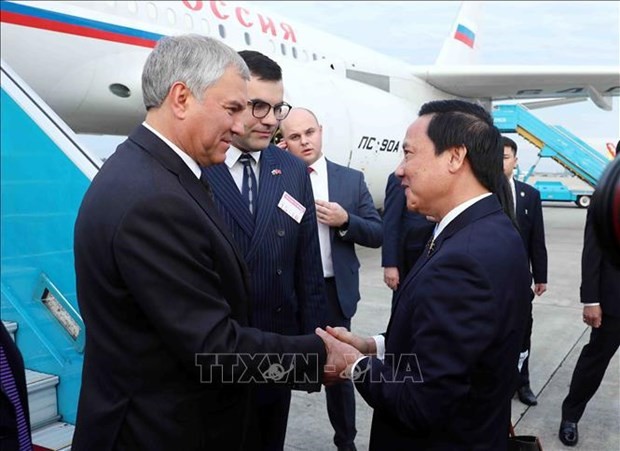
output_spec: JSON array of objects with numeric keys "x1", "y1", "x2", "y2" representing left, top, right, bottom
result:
[
  {"x1": 1, "y1": 2, "x2": 618, "y2": 446},
  {"x1": 1, "y1": 0, "x2": 619, "y2": 202}
]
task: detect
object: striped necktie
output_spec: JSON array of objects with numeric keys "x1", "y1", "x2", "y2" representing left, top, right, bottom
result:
[
  {"x1": 239, "y1": 153, "x2": 258, "y2": 215},
  {"x1": 0, "y1": 346, "x2": 32, "y2": 450}
]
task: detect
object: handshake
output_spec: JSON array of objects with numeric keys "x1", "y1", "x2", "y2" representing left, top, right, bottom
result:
[{"x1": 315, "y1": 326, "x2": 377, "y2": 385}]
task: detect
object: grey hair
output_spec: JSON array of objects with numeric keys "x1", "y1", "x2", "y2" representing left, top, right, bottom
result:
[{"x1": 142, "y1": 34, "x2": 250, "y2": 110}]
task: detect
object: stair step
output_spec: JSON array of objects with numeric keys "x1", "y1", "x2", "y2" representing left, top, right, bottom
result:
[
  {"x1": 2, "y1": 320, "x2": 18, "y2": 341},
  {"x1": 26, "y1": 369, "x2": 60, "y2": 429},
  {"x1": 31, "y1": 421, "x2": 74, "y2": 451}
]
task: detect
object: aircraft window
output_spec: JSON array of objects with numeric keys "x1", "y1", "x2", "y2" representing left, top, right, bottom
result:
[
  {"x1": 127, "y1": 1, "x2": 138, "y2": 14},
  {"x1": 146, "y1": 2, "x2": 157, "y2": 21},
  {"x1": 201, "y1": 19, "x2": 210, "y2": 35},
  {"x1": 244, "y1": 32, "x2": 251, "y2": 46},
  {"x1": 166, "y1": 8, "x2": 176, "y2": 26},
  {"x1": 109, "y1": 83, "x2": 131, "y2": 98},
  {"x1": 218, "y1": 24, "x2": 226, "y2": 39},
  {"x1": 292, "y1": 47, "x2": 298, "y2": 59},
  {"x1": 184, "y1": 14, "x2": 193, "y2": 30},
  {"x1": 312, "y1": 53, "x2": 317, "y2": 61},
  {"x1": 280, "y1": 43, "x2": 287, "y2": 56}
]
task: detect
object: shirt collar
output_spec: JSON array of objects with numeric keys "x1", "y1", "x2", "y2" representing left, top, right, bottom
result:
[
  {"x1": 308, "y1": 154, "x2": 327, "y2": 174},
  {"x1": 434, "y1": 192, "x2": 493, "y2": 239},
  {"x1": 142, "y1": 122, "x2": 201, "y2": 179},
  {"x1": 225, "y1": 145, "x2": 262, "y2": 168}
]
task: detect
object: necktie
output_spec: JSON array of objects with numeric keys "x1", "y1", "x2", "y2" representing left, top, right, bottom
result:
[
  {"x1": 200, "y1": 172, "x2": 215, "y2": 202},
  {"x1": 239, "y1": 153, "x2": 258, "y2": 215},
  {"x1": 307, "y1": 166, "x2": 314, "y2": 174},
  {"x1": 0, "y1": 347, "x2": 32, "y2": 450}
]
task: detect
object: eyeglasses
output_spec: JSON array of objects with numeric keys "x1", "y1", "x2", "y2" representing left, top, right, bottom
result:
[{"x1": 249, "y1": 100, "x2": 292, "y2": 120}]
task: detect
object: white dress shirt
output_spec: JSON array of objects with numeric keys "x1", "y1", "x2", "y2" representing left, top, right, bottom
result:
[
  {"x1": 225, "y1": 145, "x2": 262, "y2": 193},
  {"x1": 308, "y1": 155, "x2": 334, "y2": 278}
]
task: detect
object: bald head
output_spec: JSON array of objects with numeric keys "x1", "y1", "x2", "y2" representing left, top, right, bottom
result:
[{"x1": 280, "y1": 108, "x2": 323, "y2": 165}]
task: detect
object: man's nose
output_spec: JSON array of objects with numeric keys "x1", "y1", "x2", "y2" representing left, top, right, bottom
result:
[
  {"x1": 395, "y1": 159, "x2": 406, "y2": 177},
  {"x1": 231, "y1": 115, "x2": 245, "y2": 136},
  {"x1": 260, "y1": 109, "x2": 279, "y2": 127}
]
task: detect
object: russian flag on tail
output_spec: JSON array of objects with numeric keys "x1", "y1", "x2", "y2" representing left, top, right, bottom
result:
[{"x1": 454, "y1": 24, "x2": 475, "y2": 48}]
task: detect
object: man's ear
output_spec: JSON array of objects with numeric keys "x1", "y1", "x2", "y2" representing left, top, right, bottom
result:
[
  {"x1": 168, "y1": 82, "x2": 192, "y2": 119},
  {"x1": 447, "y1": 145, "x2": 467, "y2": 173}
]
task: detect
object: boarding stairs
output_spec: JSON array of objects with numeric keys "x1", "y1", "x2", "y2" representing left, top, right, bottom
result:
[
  {"x1": 3, "y1": 320, "x2": 74, "y2": 450},
  {"x1": 2, "y1": 61, "x2": 101, "y2": 450},
  {"x1": 492, "y1": 104, "x2": 610, "y2": 187}
]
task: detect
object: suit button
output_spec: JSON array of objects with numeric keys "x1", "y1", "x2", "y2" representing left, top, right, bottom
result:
[
  {"x1": 276, "y1": 268, "x2": 282, "y2": 275},
  {"x1": 277, "y1": 229, "x2": 285, "y2": 237},
  {"x1": 275, "y1": 306, "x2": 282, "y2": 313}
]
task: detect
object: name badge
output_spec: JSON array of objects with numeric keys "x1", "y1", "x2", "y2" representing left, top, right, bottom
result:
[{"x1": 278, "y1": 191, "x2": 306, "y2": 223}]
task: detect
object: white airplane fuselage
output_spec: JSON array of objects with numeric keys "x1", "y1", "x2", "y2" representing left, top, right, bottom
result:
[{"x1": 1, "y1": 0, "x2": 618, "y2": 201}]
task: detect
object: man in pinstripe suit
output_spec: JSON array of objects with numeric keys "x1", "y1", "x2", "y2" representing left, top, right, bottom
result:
[{"x1": 202, "y1": 51, "x2": 326, "y2": 451}]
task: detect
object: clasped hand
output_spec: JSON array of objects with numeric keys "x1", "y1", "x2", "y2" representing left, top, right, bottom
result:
[{"x1": 315, "y1": 326, "x2": 376, "y2": 385}]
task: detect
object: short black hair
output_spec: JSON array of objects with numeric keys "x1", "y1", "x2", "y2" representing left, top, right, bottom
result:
[
  {"x1": 502, "y1": 136, "x2": 518, "y2": 156},
  {"x1": 238, "y1": 50, "x2": 282, "y2": 81}
]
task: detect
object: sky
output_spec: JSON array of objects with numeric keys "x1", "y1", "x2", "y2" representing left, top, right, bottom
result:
[{"x1": 81, "y1": 1, "x2": 619, "y2": 174}]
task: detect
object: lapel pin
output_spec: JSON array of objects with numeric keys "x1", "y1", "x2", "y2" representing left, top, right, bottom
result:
[
  {"x1": 427, "y1": 237, "x2": 436, "y2": 256},
  {"x1": 271, "y1": 169, "x2": 282, "y2": 176}
]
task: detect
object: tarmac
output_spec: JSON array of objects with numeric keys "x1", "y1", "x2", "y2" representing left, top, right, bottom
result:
[{"x1": 284, "y1": 203, "x2": 620, "y2": 451}]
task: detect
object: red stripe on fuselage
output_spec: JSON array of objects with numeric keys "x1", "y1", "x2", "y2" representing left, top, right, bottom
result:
[{"x1": 1, "y1": 11, "x2": 157, "y2": 48}]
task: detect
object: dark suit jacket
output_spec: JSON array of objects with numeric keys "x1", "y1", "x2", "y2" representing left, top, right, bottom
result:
[
  {"x1": 72, "y1": 126, "x2": 326, "y2": 451},
  {"x1": 203, "y1": 145, "x2": 326, "y2": 334},
  {"x1": 382, "y1": 172, "x2": 435, "y2": 276},
  {"x1": 355, "y1": 195, "x2": 531, "y2": 450},
  {"x1": 326, "y1": 159, "x2": 382, "y2": 319},
  {"x1": 514, "y1": 180, "x2": 548, "y2": 284},
  {"x1": 580, "y1": 196, "x2": 620, "y2": 317}
]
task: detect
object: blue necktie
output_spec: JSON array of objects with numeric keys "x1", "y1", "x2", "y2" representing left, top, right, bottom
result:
[
  {"x1": 0, "y1": 346, "x2": 32, "y2": 450},
  {"x1": 239, "y1": 153, "x2": 258, "y2": 215}
]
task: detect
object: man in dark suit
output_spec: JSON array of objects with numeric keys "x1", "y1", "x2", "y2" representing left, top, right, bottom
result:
[
  {"x1": 502, "y1": 136, "x2": 548, "y2": 406},
  {"x1": 202, "y1": 52, "x2": 326, "y2": 451},
  {"x1": 559, "y1": 179, "x2": 620, "y2": 447},
  {"x1": 381, "y1": 171, "x2": 435, "y2": 306},
  {"x1": 72, "y1": 35, "x2": 354, "y2": 451},
  {"x1": 318, "y1": 100, "x2": 532, "y2": 450},
  {"x1": 280, "y1": 108, "x2": 383, "y2": 451}
]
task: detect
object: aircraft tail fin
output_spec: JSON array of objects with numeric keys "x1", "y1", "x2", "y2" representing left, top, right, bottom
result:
[{"x1": 435, "y1": 1, "x2": 484, "y2": 66}]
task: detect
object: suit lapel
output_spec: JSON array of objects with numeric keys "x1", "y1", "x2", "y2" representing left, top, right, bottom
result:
[
  {"x1": 129, "y1": 126, "x2": 250, "y2": 285},
  {"x1": 246, "y1": 147, "x2": 282, "y2": 262},
  {"x1": 206, "y1": 164, "x2": 255, "y2": 237},
  {"x1": 387, "y1": 195, "x2": 502, "y2": 336},
  {"x1": 515, "y1": 180, "x2": 526, "y2": 218},
  {"x1": 326, "y1": 159, "x2": 340, "y2": 242}
]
